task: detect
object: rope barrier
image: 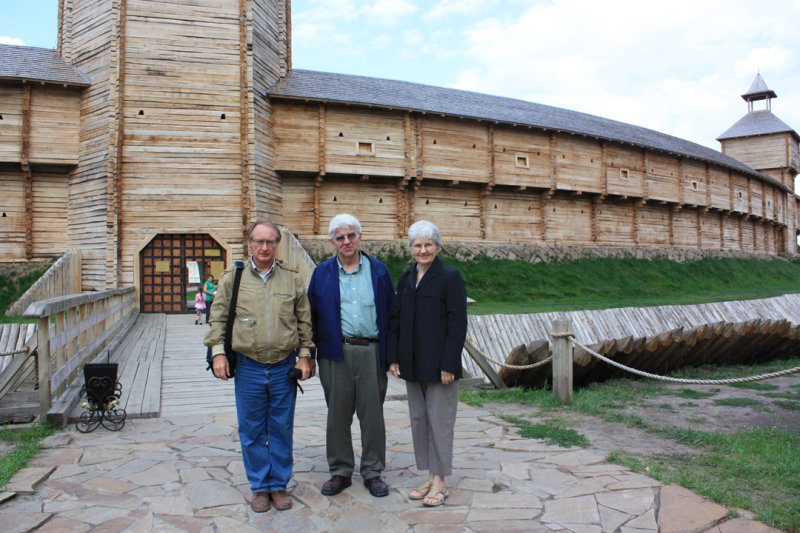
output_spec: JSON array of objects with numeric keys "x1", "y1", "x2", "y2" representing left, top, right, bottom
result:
[
  {"x1": 569, "y1": 336, "x2": 800, "y2": 385},
  {"x1": 478, "y1": 330, "x2": 800, "y2": 382}
]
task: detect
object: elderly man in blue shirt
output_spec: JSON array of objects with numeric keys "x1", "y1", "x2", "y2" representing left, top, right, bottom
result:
[{"x1": 307, "y1": 213, "x2": 396, "y2": 498}]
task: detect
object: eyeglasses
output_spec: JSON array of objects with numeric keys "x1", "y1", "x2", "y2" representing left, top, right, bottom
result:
[
  {"x1": 333, "y1": 232, "x2": 359, "y2": 243},
  {"x1": 250, "y1": 239, "x2": 278, "y2": 248}
]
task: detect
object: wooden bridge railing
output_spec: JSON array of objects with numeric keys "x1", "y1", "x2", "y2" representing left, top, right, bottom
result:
[
  {"x1": 23, "y1": 287, "x2": 138, "y2": 425},
  {"x1": 6, "y1": 249, "x2": 82, "y2": 317}
]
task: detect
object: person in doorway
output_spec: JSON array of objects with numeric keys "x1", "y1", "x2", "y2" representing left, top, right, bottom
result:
[
  {"x1": 388, "y1": 220, "x2": 467, "y2": 507},
  {"x1": 193, "y1": 289, "x2": 206, "y2": 325},
  {"x1": 307, "y1": 214, "x2": 396, "y2": 498},
  {"x1": 203, "y1": 274, "x2": 216, "y2": 324},
  {"x1": 204, "y1": 221, "x2": 314, "y2": 513}
]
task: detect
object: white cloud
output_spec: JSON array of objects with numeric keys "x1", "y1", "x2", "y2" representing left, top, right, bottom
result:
[
  {"x1": 0, "y1": 36, "x2": 25, "y2": 46},
  {"x1": 448, "y1": 0, "x2": 800, "y2": 148},
  {"x1": 423, "y1": 0, "x2": 498, "y2": 21},
  {"x1": 362, "y1": 0, "x2": 418, "y2": 25}
]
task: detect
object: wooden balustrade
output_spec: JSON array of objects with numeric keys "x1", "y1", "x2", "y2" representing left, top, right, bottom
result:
[
  {"x1": 23, "y1": 287, "x2": 138, "y2": 425},
  {"x1": 6, "y1": 249, "x2": 82, "y2": 317}
]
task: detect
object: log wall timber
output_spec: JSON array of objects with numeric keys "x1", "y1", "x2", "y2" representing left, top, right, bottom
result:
[
  {"x1": 325, "y1": 108, "x2": 406, "y2": 177},
  {"x1": 29, "y1": 88, "x2": 82, "y2": 166},
  {"x1": 422, "y1": 117, "x2": 490, "y2": 184},
  {"x1": 414, "y1": 183, "x2": 483, "y2": 240},
  {"x1": 672, "y1": 208, "x2": 698, "y2": 247},
  {"x1": 463, "y1": 294, "x2": 800, "y2": 387},
  {"x1": 318, "y1": 177, "x2": 399, "y2": 239},
  {"x1": 636, "y1": 205, "x2": 671, "y2": 246},
  {"x1": 62, "y1": 0, "x2": 115, "y2": 290},
  {"x1": 253, "y1": 0, "x2": 294, "y2": 225},
  {"x1": 554, "y1": 136, "x2": 603, "y2": 194},
  {"x1": 484, "y1": 190, "x2": 544, "y2": 242},
  {"x1": 120, "y1": 0, "x2": 246, "y2": 283},
  {"x1": 0, "y1": 87, "x2": 23, "y2": 162},
  {"x1": 272, "y1": 102, "x2": 319, "y2": 172},
  {"x1": 682, "y1": 160, "x2": 706, "y2": 207},
  {"x1": 32, "y1": 171, "x2": 69, "y2": 257},
  {"x1": 33, "y1": 0, "x2": 292, "y2": 289},
  {"x1": 0, "y1": 170, "x2": 25, "y2": 259},
  {"x1": 0, "y1": 86, "x2": 81, "y2": 165},
  {"x1": 271, "y1": 102, "x2": 792, "y2": 255},
  {"x1": 594, "y1": 199, "x2": 634, "y2": 245},
  {"x1": 604, "y1": 144, "x2": 645, "y2": 198},
  {"x1": 545, "y1": 195, "x2": 592, "y2": 243},
  {"x1": 722, "y1": 134, "x2": 794, "y2": 175},
  {"x1": 492, "y1": 127, "x2": 551, "y2": 189}
]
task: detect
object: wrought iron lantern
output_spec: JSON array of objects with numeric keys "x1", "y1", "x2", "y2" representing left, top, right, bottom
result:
[{"x1": 76, "y1": 362, "x2": 127, "y2": 433}]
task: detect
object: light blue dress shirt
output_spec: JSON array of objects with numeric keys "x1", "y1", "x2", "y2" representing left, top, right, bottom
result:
[{"x1": 338, "y1": 253, "x2": 379, "y2": 338}]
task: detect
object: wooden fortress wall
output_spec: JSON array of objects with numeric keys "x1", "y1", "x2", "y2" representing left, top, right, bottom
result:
[
  {"x1": 273, "y1": 101, "x2": 793, "y2": 253},
  {"x1": 0, "y1": 83, "x2": 79, "y2": 259},
  {"x1": 28, "y1": 0, "x2": 290, "y2": 290}
]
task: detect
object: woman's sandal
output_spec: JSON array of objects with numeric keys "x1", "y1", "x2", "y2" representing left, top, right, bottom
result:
[
  {"x1": 422, "y1": 484, "x2": 448, "y2": 507},
  {"x1": 409, "y1": 481, "x2": 433, "y2": 500}
]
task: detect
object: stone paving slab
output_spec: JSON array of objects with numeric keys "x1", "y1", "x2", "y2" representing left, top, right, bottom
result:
[{"x1": 0, "y1": 398, "x2": 784, "y2": 532}]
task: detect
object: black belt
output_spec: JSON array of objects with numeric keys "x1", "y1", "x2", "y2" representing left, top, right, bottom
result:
[{"x1": 342, "y1": 337, "x2": 378, "y2": 346}]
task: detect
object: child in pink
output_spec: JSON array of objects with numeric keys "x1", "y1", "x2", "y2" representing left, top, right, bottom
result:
[{"x1": 194, "y1": 291, "x2": 207, "y2": 325}]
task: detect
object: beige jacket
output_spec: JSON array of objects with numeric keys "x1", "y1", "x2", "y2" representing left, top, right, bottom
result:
[{"x1": 204, "y1": 258, "x2": 314, "y2": 364}]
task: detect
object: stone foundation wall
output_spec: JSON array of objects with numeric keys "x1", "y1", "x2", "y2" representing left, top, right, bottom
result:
[{"x1": 299, "y1": 238, "x2": 783, "y2": 265}]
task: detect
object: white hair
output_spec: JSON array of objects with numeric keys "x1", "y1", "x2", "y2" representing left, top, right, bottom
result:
[
  {"x1": 407, "y1": 220, "x2": 442, "y2": 248},
  {"x1": 328, "y1": 213, "x2": 362, "y2": 239}
]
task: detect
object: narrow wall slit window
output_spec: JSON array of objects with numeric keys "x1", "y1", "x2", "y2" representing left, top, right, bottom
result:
[
  {"x1": 515, "y1": 154, "x2": 529, "y2": 168},
  {"x1": 692, "y1": 181, "x2": 699, "y2": 191},
  {"x1": 619, "y1": 168, "x2": 630, "y2": 180},
  {"x1": 357, "y1": 141, "x2": 374, "y2": 155}
]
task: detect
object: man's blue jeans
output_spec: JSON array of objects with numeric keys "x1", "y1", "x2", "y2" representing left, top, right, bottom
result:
[{"x1": 234, "y1": 352, "x2": 297, "y2": 492}]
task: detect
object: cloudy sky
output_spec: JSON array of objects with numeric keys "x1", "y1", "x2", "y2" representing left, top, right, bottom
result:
[{"x1": 3, "y1": 0, "x2": 799, "y2": 154}]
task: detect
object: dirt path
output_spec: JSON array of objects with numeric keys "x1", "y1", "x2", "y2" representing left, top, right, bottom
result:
[{"x1": 482, "y1": 371, "x2": 800, "y2": 458}]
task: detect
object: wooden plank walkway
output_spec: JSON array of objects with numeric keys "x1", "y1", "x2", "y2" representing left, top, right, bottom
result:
[
  {"x1": 160, "y1": 313, "x2": 405, "y2": 416},
  {"x1": 81, "y1": 313, "x2": 404, "y2": 421},
  {"x1": 66, "y1": 313, "x2": 165, "y2": 422}
]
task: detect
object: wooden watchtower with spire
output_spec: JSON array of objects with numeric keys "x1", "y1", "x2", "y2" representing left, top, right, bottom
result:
[
  {"x1": 718, "y1": 74, "x2": 800, "y2": 191},
  {"x1": 717, "y1": 74, "x2": 800, "y2": 249}
]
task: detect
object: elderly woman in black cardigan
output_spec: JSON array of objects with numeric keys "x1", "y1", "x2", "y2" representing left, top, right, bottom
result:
[{"x1": 388, "y1": 220, "x2": 467, "y2": 507}]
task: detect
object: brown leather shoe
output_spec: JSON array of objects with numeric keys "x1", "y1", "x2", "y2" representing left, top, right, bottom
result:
[
  {"x1": 270, "y1": 490, "x2": 292, "y2": 510},
  {"x1": 251, "y1": 491, "x2": 270, "y2": 513}
]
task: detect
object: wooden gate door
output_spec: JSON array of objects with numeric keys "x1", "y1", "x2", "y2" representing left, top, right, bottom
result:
[{"x1": 140, "y1": 234, "x2": 226, "y2": 313}]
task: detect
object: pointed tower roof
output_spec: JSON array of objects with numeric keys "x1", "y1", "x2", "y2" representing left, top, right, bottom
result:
[
  {"x1": 741, "y1": 73, "x2": 776, "y2": 101},
  {"x1": 717, "y1": 73, "x2": 798, "y2": 141},
  {"x1": 717, "y1": 110, "x2": 793, "y2": 140}
]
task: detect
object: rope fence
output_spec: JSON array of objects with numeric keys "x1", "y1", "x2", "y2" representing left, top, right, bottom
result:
[{"x1": 471, "y1": 319, "x2": 800, "y2": 404}]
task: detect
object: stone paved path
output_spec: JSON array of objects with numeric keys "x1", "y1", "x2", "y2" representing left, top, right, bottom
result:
[
  {"x1": 0, "y1": 398, "x2": 782, "y2": 532},
  {"x1": 0, "y1": 315, "x2": 784, "y2": 532}
]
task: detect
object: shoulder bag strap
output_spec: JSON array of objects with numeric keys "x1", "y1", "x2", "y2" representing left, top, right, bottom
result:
[{"x1": 223, "y1": 261, "x2": 245, "y2": 356}]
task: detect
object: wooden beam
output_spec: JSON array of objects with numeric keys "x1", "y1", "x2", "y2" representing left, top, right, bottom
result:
[
  {"x1": 239, "y1": 0, "x2": 250, "y2": 239},
  {"x1": 21, "y1": 84, "x2": 32, "y2": 260},
  {"x1": 463, "y1": 338, "x2": 505, "y2": 389}
]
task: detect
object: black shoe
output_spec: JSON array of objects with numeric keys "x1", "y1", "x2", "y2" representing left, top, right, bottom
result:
[
  {"x1": 321, "y1": 475, "x2": 352, "y2": 496},
  {"x1": 363, "y1": 476, "x2": 389, "y2": 497}
]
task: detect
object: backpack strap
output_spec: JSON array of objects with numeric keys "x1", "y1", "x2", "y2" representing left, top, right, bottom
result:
[{"x1": 223, "y1": 260, "x2": 245, "y2": 359}]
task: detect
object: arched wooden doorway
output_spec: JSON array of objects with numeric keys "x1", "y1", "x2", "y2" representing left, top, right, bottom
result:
[{"x1": 139, "y1": 233, "x2": 226, "y2": 313}]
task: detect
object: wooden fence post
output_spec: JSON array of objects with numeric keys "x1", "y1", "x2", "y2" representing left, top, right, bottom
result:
[
  {"x1": 551, "y1": 318, "x2": 573, "y2": 405},
  {"x1": 36, "y1": 316, "x2": 51, "y2": 417}
]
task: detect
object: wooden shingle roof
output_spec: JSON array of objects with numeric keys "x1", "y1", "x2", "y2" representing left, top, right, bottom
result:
[
  {"x1": 268, "y1": 69, "x2": 787, "y2": 190},
  {"x1": 0, "y1": 44, "x2": 90, "y2": 87},
  {"x1": 717, "y1": 110, "x2": 797, "y2": 141}
]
